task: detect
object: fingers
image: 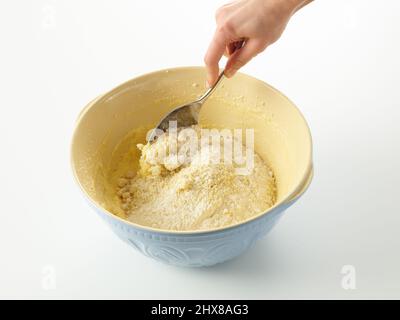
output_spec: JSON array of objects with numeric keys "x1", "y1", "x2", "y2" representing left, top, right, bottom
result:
[
  {"x1": 224, "y1": 39, "x2": 264, "y2": 78},
  {"x1": 224, "y1": 42, "x2": 240, "y2": 57},
  {"x1": 229, "y1": 40, "x2": 244, "y2": 55},
  {"x1": 204, "y1": 30, "x2": 228, "y2": 87}
]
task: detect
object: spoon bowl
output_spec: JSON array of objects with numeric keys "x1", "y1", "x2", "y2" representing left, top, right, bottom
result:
[{"x1": 148, "y1": 71, "x2": 225, "y2": 142}]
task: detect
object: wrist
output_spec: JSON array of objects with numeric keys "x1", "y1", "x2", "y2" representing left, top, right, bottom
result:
[
  {"x1": 271, "y1": 0, "x2": 309, "y2": 16},
  {"x1": 288, "y1": 0, "x2": 312, "y2": 14}
]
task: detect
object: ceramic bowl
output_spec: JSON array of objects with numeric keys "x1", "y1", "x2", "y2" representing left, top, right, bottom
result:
[{"x1": 71, "y1": 67, "x2": 313, "y2": 267}]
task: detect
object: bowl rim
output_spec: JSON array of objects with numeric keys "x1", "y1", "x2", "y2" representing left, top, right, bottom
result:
[{"x1": 70, "y1": 66, "x2": 313, "y2": 235}]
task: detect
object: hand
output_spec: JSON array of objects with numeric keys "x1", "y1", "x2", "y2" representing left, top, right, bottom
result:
[{"x1": 204, "y1": 0, "x2": 310, "y2": 86}]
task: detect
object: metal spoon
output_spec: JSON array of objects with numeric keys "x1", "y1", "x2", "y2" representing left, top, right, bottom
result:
[{"x1": 147, "y1": 70, "x2": 225, "y2": 143}]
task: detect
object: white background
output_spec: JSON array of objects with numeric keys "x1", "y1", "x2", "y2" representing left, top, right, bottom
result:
[{"x1": 0, "y1": 0, "x2": 399, "y2": 299}]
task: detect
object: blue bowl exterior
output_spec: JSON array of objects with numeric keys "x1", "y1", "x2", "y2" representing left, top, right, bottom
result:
[{"x1": 89, "y1": 200, "x2": 287, "y2": 267}]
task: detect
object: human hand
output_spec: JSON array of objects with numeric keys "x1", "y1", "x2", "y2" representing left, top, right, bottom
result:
[{"x1": 204, "y1": 0, "x2": 311, "y2": 86}]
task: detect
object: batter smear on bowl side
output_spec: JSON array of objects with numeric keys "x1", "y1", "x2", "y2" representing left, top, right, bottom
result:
[{"x1": 116, "y1": 125, "x2": 276, "y2": 231}]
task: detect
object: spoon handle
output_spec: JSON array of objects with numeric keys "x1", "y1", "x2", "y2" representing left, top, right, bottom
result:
[
  {"x1": 197, "y1": 39, "x2": 245, "y2": 105},
  {"x1": 197, "y1": 70, "x2": 225, "y2": 104}
]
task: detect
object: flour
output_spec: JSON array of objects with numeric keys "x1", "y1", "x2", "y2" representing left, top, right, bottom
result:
[{"x1": 117, "y1": 125, "x2": 276, "y2": 231}]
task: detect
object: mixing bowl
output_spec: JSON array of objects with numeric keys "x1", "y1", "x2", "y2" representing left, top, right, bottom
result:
[{"x1": 71, "y1": 66, "x2": 313, "y2": 267}]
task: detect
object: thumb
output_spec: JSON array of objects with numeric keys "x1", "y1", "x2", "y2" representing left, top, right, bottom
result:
[{"x1": 224, "y1": 39, "x2": 263, "y2": 78}]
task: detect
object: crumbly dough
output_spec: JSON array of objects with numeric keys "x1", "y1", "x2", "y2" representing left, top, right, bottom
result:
[{"x1": 116, "y1": 126, "x2": 276, "y2": 231}]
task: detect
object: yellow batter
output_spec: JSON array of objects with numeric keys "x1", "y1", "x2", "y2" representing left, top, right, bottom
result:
[{"x1": 110, "y1": 125, "x2": 276, "y2": 231}]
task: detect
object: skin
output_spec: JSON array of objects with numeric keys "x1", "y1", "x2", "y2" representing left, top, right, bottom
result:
[{"x1": 204, "y1": 0, "x2": 313, "y2": 86}]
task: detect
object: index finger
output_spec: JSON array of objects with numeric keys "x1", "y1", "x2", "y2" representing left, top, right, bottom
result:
[{"x1": 204, "y1": 30, "x2": 227, "y2": 86}]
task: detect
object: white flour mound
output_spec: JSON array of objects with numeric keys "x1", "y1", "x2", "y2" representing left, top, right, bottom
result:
[{"x1": 117, "y1": 126, "x2": 276, "y2": 231}]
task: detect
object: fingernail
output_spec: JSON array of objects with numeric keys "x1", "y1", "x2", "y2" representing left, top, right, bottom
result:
[
  {"x1": 205, "y1": 80, "x2": 211, "y2": 88},
  {"x1": 224, "y1": 69, "x2": 235, "y2": 78}
]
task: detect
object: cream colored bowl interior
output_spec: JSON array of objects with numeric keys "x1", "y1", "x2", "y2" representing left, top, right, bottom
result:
[{"x1": 71, "y1": 67, "x2": 312, "y2": 226}]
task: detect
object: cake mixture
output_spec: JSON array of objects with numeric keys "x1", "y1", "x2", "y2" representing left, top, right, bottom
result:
[{"x1": 114, "y1": 125, "x2": 276, "y2": 231}]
